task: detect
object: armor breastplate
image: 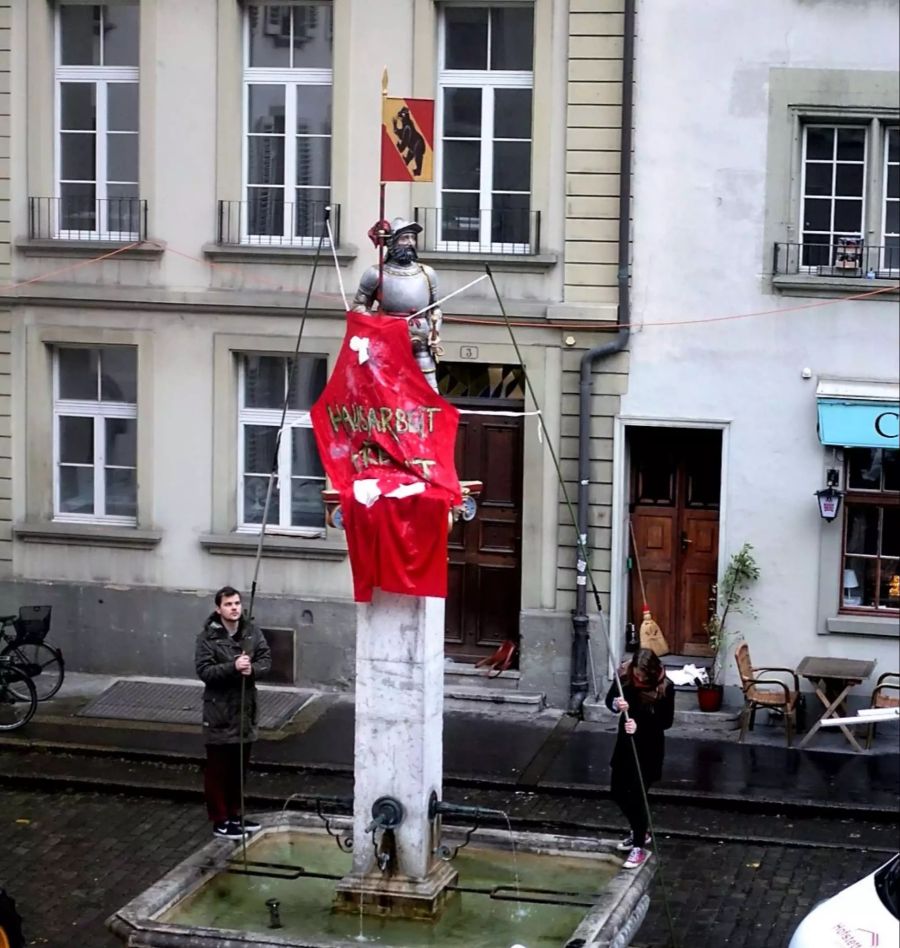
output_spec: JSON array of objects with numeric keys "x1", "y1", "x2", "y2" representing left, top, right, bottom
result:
[
  {"x1": 378, "y1": 263, "x2": 434, "y2": 315},
  {"x1": 351, "y1": 259, "x2": 441, "y2": 391}
]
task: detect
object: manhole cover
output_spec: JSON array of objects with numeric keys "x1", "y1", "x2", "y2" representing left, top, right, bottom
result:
[{"x1": 77, "y1": 680, "x2": 312, "y2": 729}]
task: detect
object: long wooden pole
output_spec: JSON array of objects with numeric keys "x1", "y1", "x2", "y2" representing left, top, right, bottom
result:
[
  {"x1": 376, "y1": 68, "x2": 389, "y2": 309},
  {"x1": 376, "y1": 182, "x2": 386, "y2": 308}
]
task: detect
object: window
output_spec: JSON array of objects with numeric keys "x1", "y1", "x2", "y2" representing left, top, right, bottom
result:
[
  {"x1": 796, "y1": 121, "x2": 898, "y2": 275},
  {"x1": 238, "y1": 354, "x2": 327, "y2": 532},
  {"x1": 55, "y1": 3, "x2": 140, "y2": 238},
  {"x1": 53, "y1": 346, "x2": 138, "y2": 524},
  {"x1": 883, "y1": 127, "x2": 899, "y2": 271},
  {"x1": 436, "y1": 5, "x2": 534, "y2": 251},
  {"x1": 841, "y1": 448, "x2": 899, "y2": 614},
  {"x1": 243, "y1": 4, "x2": 333, "y2": 244}
]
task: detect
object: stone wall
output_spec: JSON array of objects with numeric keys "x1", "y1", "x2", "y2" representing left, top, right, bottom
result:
[
  {"x1": 0, "y1": 578, "x2": 357, "y2": 690},
  {"x1": 555, "y1": 0, "x2": 629, "y2": 650},
  {"x1": 556, "y1": 347, "x2": 628, "y2": 617},
  {"x1": 564, "y1": 0, "x2": 625, "y2": 311}
]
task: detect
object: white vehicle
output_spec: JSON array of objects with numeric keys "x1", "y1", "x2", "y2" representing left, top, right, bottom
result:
[{"x1": 789, "y1": 853, "x2": 899, "y2": 948}]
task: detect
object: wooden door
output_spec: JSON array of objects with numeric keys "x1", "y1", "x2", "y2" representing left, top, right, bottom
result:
[
  {"x1": 445, "y1": 407, "x2": 524, "y2": 662},
  {"x1": 629, "y1": 428, "x2": 721, "y2": 655}
]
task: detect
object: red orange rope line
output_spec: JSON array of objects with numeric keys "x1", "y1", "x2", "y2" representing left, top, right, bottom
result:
[
  {"x1": 0, "y1": 241, "x2": 141, "y2": 292},
  {"x1": 2, "y1": 239, "x2": 897, "y2": 332},
  {"x1": 444, "y1": 279, "x2": 900, "y2": 330}
]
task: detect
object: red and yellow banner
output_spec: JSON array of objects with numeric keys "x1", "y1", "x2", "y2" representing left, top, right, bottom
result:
[{"x1": 381, "y1": 97, "x2": 435, "y2": 183}]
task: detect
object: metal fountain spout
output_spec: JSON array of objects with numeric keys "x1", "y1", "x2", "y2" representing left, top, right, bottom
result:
[
  {"x1": 375, "y1": 829, "x2": 396, "y2": 874},
  {"x1": 428, "y1": 792, "x2": 508, "y2": 823},
  {"x1": 428, "y1": 793, "x2": 513, "y2": 862},
  {"x1": 365, "y1": 796, "x2": 404, "y2": 875}
]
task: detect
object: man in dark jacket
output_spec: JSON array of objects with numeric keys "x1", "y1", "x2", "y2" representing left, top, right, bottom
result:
[{"x1": 195, "y1": 585, "x2": 271, "y2": 838}]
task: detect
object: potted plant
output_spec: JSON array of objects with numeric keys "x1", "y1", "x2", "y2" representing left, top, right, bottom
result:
[{"x1": 698, "y1": 543, "x2": 760, "y2": 712}]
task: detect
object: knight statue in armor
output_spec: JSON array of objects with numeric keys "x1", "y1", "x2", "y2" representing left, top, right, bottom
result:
[{"x1": 351, "y1": 217, "x2": 442, "y2": 392}]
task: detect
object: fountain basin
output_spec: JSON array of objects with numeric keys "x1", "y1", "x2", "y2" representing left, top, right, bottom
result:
[{"x1": 107, "y1": 812, "x2": 655, "y2": 948}]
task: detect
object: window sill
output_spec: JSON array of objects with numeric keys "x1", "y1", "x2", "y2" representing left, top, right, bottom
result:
[
  {"x1": 772, "y1": 273, "x2": 899, "y2": 299},
  {"x1": 202, "y1": 242, "x2": 358, "y2": 266},
  {"x1": 199, "y1": 532, "x2": 348, "y2": 560},
  {"x1": 824, "y1": 614, "x2": 900, "y2": 638},
  {"x1": 14, "y1": 521, "x2": 162, "y2": 549},
  {"x1": 419, "y1": 250, "x2": 558, "y2": 273},
  {"x1": 16, "y1": 238, "x2": 165, "y2": 260}
]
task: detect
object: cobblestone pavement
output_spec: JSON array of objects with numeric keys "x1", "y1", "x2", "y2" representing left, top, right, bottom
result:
[{"x1": 0, "y1": 787, "x2": 891, "y2": 948}]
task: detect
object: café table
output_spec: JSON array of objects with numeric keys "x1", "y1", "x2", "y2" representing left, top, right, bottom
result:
[{"x1": 796, "y1": 655, "x2": 876, "y2": 752}]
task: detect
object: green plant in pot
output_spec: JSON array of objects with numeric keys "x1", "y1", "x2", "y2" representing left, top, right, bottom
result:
[{"x1": 698, "y1": 543, "x2": 760, "y2": 712}]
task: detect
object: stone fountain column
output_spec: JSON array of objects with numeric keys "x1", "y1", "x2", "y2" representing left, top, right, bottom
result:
[{"x1": 333, "y1": 589, "x2": 457, "y2": 919}]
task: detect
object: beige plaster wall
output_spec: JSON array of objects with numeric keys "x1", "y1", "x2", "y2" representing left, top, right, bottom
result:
[{"x1": 6, "y1": 0, "x2": 629, "y2": 683}]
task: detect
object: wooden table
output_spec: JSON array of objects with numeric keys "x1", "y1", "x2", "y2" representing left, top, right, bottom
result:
[{"x1": 796, "y1": 655, "x2": 876, "y2": 752}]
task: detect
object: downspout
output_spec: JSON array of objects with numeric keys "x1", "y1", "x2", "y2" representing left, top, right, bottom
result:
[{"x1": 568, "y1": 0, "x2": 635, "y2": 715}]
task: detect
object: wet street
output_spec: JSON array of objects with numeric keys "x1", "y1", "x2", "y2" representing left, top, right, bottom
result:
[{"x1": 0, "y1": 783, "x2": 892, "y2": 948}]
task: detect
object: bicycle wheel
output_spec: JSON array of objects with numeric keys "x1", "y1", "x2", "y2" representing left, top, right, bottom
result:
[
  {"x1": 7, "y1": 643, "x2": 64, "y2": 701},
  {"x1": 0, "y1": 888, "x2": 24, "y2": 948},
  {"x1": 0, "y1": 666, "x2": 37, "y2": 731}
]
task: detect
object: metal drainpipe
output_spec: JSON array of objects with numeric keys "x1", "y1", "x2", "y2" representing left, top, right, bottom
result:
[{"x1": 568, "y1": 0, "x2": 635, "y2": 716}]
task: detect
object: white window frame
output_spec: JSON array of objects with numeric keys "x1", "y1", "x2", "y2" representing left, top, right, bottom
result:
[
  {"x1": 798, "y1": 123, "x2": 868, "y2": 272},
  {"x1": 54, "y1": 6, "x2": 140, "y2": 241},
  {"x1": 53, "y1": 347, "x2": 138, "y2": 526},
  {"x1": 236, "y1": 356, "x2": 326, "y2": 536},
  {"x1": 882, "y1": 126, "x2": 899, "y2": 274},
  {"x1": 242, "y1": 7, "x2": 333, "y2": 247},
  {"x1": 436, "y1": 8, "x2": 533, "y2": 254}
]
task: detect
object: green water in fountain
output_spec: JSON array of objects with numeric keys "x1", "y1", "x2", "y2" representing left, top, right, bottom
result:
[{"x1": 162, "y1": 829, "x2": 619, "y2": 947}]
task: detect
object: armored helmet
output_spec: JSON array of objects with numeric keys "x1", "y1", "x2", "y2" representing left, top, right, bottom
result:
[{"x1": 389, "y1": 217, "x2": 423, "y2": 243}]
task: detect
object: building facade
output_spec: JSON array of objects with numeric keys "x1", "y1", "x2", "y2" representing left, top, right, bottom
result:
[
  {"x1": 615, "y1": 0, "x2": 899, "y2": 693},
  {"x1": 0, "y1": 2, "x2": 10, "y2": 572},
  {"x1": 3, "y1": 0, "x2": 633, "y2": 708}
]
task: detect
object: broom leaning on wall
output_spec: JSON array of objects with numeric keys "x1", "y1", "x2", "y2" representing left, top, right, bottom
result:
[{"x1": 628, "y1": 520, "x2": 669, "y2": 657}]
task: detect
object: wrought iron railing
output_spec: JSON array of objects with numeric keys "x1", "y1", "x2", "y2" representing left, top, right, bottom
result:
[
  {"x1": 217, "y1": 200, "x2": 339, "y2": 247},
  {"x1": 774, "y1": 240, "x2": 900, "y2": 278},
  {"x1": 28, "y1": 196, "x2": 147, "y2": 241},
  {"x1": 414, "y1": 206, "x2": 541, "y2": 255}
]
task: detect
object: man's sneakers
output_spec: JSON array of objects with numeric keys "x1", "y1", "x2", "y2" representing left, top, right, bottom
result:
[
  {"x1": 212, "y1": 817, "x2": 262, "y2": 839},
  {"x1": 212, "y1": 820, "x2": 245, "y2": 839},
  {"x1": 622, "y1": 846, "x2": 650, "y2": 870},
  {"x1": 616, "y1": 832, "x2": 652, "y2": 852}
]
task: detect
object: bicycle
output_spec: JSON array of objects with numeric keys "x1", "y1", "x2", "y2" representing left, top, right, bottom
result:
[
  {"x1": 0, "y1": 606, "x2": 65, "y2": 701},
  {"x1": 0, "y1": 655, "x2": 37, "y2": 731}
]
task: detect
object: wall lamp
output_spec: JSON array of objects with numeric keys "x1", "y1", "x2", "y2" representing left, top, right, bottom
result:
[{"x1": 815, "y1": 468, "x2": 843, "y2": 522}]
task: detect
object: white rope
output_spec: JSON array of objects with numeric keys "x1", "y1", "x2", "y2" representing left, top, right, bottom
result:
[
  {"x1": 408, "y1": 273, "x2": 489, "y2": 319},
  {"x1": 326, "y1": 216, "x2": 348, "y2": 310},
  {"x1": 457, "y1": 407, "x2": 543, "y2": 442},
  {"x1": 458, "y1": 408, "x2": 541, "y2": 417}
]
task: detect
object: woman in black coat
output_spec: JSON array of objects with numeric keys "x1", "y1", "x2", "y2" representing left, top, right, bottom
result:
[{"x1": 605, "y1": 648, "x2": 674, "y2": 869}]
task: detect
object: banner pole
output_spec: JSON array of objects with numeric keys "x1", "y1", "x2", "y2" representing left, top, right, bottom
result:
[
  {"x1": 375, "y1": 67, "x2": 390, "y2": 308},
  {"x1": 377, "y1": 181, "x2": 386, "y2": 308}
]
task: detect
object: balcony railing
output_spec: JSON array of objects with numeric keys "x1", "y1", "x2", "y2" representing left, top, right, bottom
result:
[
  {"x1": 217, "y1": 200, "x2": 339, "y2": 248},
  {"x1": 775, "y1": 240, "x2": 900, "y2": 278},
  {"x1": 414, "y1": 206, "x2": 541, "y2": 255},
  {"x1": 28, "y1": 196, "x2": 147, "y2": 242}
]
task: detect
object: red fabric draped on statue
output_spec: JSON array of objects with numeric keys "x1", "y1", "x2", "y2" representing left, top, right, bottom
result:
[{"x1": 311, "y1": 312, "x2": 461, "y2": 602}]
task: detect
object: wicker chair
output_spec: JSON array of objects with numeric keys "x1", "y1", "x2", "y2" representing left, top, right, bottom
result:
[
  {"x1": 867, "y1": 672, "x2": 900, "y2": 750},
  {"x1": 735, "y1": 643, "x2": 801, "y2": 747}
]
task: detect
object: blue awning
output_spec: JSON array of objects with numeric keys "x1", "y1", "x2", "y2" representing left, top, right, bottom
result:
[{"x1": 817, "y1": 398, "x2": 900, "y2": 448}]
